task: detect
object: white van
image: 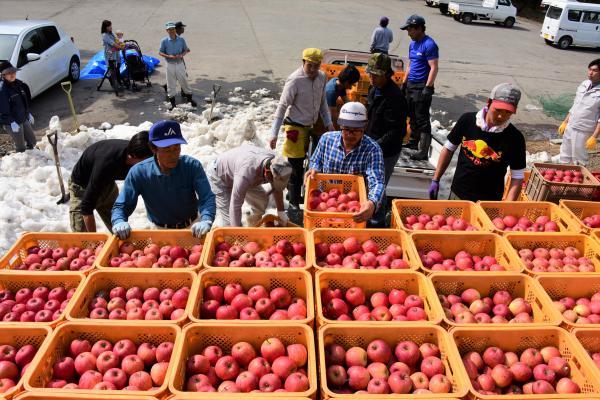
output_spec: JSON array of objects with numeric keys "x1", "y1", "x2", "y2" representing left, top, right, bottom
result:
[{"x1": 541, "y1": 0, "x2": 600, "y2": 49}]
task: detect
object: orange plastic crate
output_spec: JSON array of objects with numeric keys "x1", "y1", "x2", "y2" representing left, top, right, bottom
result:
[
  {"x1": 310, "y1": 228, "x2": 414, "y2": 271},
  {"x1": 391, "y1": 199, "x2": 485, "y2": 231},
  {"x1": 559, "y1": 200, "x2": 600, "y2": 234},
  {"x1": 450, "y1": 326, "x2": 600, "y2": 399},
  {"x1": 501, "y1": 170, "x2": 531, "y2": 200},
  {"x1": 303, "y1": 173, "x2": 367, "y2": 230},
  {"x1": 525, "y1": 162, "x2": 600, "y2": 203},
  {"x1": 24, "y1": 321, "x2": 180, "y2": 397},
  {"x1": 406, "y1": 231, "x2": 523, "y2": 274},
  {"x1": 429, "y1": 272, "x2": 561, "y2": 328},
  {"x1": 318, "y1": 324, "x2": 468, "y2": 399},
  {"x1": 168, "y1": 322, "x2": 317, "y2": 398},
  {"x1": 504, "y1": 232, "x2": 600, "y2": 274},
  {"x1": 96, "y1": 230, "x2": 206, "y2": 271},
  {"x1": 202, "y1": 227, "x2": 310, "y2": 269},
  {"x1": 0, "y1": 232, "x2": 109, "y2": 273},
  {"x1": 0, "y1": 271, "x2": 85, "y2": 327},
  {"x1": 13, "y1": 394, "x2": 157, "y2": 400},
  {"x1": 315, "y1": 270, "x2": 442, "y2": 325},
  {"x1": 475, "y1": 201, "x2": 571, "y2": 234},
  {"x1": 572, "y1": 328, "x2": 600, "y2": 376},
  {"x1": 66, "y1": 269, "x2": 198, "y2": 325},
  {"x1": 0, "y1": 325, "x2": 52, "y2": 400},
  {"x1": 537, "y1": 275, "x2": 600, "y2": 330},
  {"x1": 190, "y1": 268, "x2": 314, "y2": 325}
]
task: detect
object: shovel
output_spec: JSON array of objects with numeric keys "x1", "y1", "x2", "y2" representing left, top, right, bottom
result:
[
  {"x1": 46, "y1": 131, "x2": 70, "y2": 205},
  {"x1": 61, "y1": 81, "x2": 79, "y2": 133},
  {"x1": 207, "y1": 84, "x2": 222, "y2": 122}
]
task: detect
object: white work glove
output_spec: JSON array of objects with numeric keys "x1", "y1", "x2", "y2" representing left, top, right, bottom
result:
[
  {"x1": 27, "y1": 114, "x2": 34, "y2": 125},
  {"x1": 112, "y1": 221, "x2": 131, "y2": 240},
  {"x1": 191, "y1": 220, "x2": 212, "y2": 237},
  {"x1": 278, "y1": 211, "x2": 289, "y2": 226},
  {"x1": 10, "y1": 122, "x2": 19, "y2": 133}
]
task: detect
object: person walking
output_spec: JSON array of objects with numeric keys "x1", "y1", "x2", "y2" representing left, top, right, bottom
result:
[
  {"x1": 269, "y1": 48, "x2": 334, "y2": 208},
  {"x1": 0, "y1": 62, "x2": 36, "y2": 153},
  {"x1": 429, "y1": 83, "x2": 526, "y2": 202},
  {"x1": 401, "y1": 14, "x2": 439, "y2": 161},
  {"x1": 162, "y1": 21, "x2": 188, "y2": 98},
  {"x1": 370, "y1": 17, "x2": 394, "y2": 54},
  {"x1": 111, "y1": 120, "x2": 215, "y2": 239},
  {"x1": 101, "y1": 20, "x2": 124, "y2": 96},
  {"x1": 159, "y1": 22, "x2": 196, "y2": 109},
  {"x1": 69, "y1": 132, "x2": 152, "y2": 233},
  {"x1": 559, "y1": 58, "x2": 600, "y2": 165}
]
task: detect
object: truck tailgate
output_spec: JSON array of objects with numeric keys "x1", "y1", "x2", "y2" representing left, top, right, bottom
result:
[{"x1": 386, "y1": 149, "x2": 435, "y2": 199}]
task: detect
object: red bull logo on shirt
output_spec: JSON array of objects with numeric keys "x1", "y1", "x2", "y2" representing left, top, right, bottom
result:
[{"x1": 461, "y1": 138, "x2": 502, "y2": 166}]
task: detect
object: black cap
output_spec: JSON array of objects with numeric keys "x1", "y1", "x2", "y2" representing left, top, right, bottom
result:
[
  {"x1": 400, "y1": 14, "x2": 426, "y2": 30},
  {"x1": 175, "y1": 21, "x2": 186, "y2": 28},
  {"x1": 0, "y1": 61, "x2": 17, "y2": 75}
]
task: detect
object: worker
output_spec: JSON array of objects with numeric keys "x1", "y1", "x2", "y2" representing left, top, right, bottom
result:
[
  {"x1": 159, "y1": 22, "x2": 196, "y2": 109},
  {"x1": 269, "y1": 48, "x2": 334, "y2": 209},
  {"x1": 306, "y1": 102, "x2": 385, "y2": 224},
  {"x1": 559, "y1": 58, "x2": 600, "y2": 165},
  {"x1": 325, "y1": 65, "x2": 360, "y2": 128},
  {"x1": 208, "y1": 144, "x2": 293, "y2": 227},
  {"x1": 162, "y1": 21, "x2": 188, "y2": 98},
  {"x1": 111, "y1": 120, "x2": 216, "y2": 239},
  {"x1": 365, "y1": 53, "x2": 408, "y2": 185},
  {"x1": 70, "y1": 131, "x2": 153, "y2": 233},
  {"x1": 370, "y1": 16, "x2": 393, "y2": 54},
  {"x1": 429, "y1": 83, "x2": 526, "y2": 202},
  {"x1": 0, "y1": 61, "x2": 36, "y2": 153},
  {"x1": 401, "y1": 14, "x2": 439, "y2": 161}
]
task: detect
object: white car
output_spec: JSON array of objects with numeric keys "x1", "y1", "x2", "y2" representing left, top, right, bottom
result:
[{"x1": 0, "y1": 20, "x2": 80, "y2": 99}]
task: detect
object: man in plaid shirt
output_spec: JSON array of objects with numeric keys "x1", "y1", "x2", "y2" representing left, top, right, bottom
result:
[{"x1": 306, "y1": 102, "x2": 385, "y2": 223}]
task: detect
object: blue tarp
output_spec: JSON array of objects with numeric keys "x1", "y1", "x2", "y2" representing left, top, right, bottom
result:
[{"x1": 80, "y1": 50, "x2": 160, "y2": 80}]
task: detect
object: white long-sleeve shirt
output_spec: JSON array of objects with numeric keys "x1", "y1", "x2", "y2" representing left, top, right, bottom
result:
[{"x1": 568, "y1": 79, "x2": 600, "y2": 133}]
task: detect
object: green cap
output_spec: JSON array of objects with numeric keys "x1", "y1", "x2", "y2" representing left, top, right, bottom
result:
[{"x1": 366, "y1": 53, "x2": 392, "y2": 76}]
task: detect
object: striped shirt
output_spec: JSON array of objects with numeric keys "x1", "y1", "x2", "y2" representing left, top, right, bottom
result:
[{"x1": 309, "y1": 131, "x2": 385, "y2": 206}]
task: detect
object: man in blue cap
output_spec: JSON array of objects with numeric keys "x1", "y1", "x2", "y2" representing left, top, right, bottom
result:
[{"x1": 111, "y1": 120, "x2": 216, "y2": 239}]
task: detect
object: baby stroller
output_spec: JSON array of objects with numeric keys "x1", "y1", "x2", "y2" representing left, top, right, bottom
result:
[{"x1": 120, "y1": 40, "x2": 151, "y2": 91}]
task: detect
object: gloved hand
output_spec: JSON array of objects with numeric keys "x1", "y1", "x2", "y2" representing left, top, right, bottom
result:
[
  {"x1": 429, "y1": 179, "x2": 440, "y2": 200},
  {"x1": 558, "y1": 120, "x2": 567, "y2": 136},
  {"x1": 191, "y1": 220, "x2": 212, "y2": 237},
  {"x1": 422, "y1": 86, "x2": 434, "y2": 102},
  {"x1": 587, "y1": 136, "x2": 598, "y2": 150},
  {"x1": 112, "y1": 221, "x2": 131, "y2": 239},
  {"x1": 10, "y1": 122, "x2": 19, "y2": 133},
  {"x1": 286, "y1": 129, "x2": 299, "y2": 143},
  {"x1": 28, "y1": 114, "x2": 34, "y2": 125},
  {"x1": 277, "y1": 211, "x2": 289, "y2": 226}
]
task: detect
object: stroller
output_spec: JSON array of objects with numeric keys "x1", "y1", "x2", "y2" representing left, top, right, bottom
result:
[{"x1": 120, "y1": 40, "x2": 152, "y2": 91}]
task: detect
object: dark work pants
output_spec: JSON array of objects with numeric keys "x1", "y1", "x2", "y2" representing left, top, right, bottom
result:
[
  {"x1": 287, "y1": 157, "x2": 305, "y2": 207},
  {"x1": 406, "y1": 82, "x2": 433, "y2": 144}
]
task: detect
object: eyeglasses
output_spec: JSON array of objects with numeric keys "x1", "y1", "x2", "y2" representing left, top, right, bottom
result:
[{"x1": 341, "y1": 127, "x2": 364, "y2": 135}]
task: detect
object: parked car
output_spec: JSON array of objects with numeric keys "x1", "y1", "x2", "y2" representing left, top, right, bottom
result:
[
  {"x1": 429, "y1": 0, "x2": 482, "y2": 15},
  {"x1": 541, "y1": 0, "x2": 600, "y2": 49},
  {"x1": 0, "y1": 20, "x2": 80, "y2": 99},
  {"x1": 449, "y1": 0, "x2": 517, "y2": 27}
]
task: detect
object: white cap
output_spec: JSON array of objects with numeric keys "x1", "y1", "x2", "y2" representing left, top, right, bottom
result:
[
  {"x1": 338, "y1": 102, "x2": 368, "y2": 128},
  {"x1": 270, "y1": 154, "x2": 292, "y2": 191}
]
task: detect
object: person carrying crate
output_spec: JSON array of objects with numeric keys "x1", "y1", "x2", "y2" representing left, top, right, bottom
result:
[
  {"x1": 111, "y1": 120, "x2": 216, "y2": 239},
  {"x1": 208, "y1": 144, "x2": 293, "y2": 227},
  {"x1": 429, "y1": 83, "x2": 526, "y2": 202},
  {"x1": 558, "y1": 58, "x2": 600, "y2": 166},
  {"x1": 325, "y1": 65, "x2": 360, "y2": 129},
  {"x1": 269, "y1": 48, "x2": 335, "y2": 209},
  {"x1": 305, "y1": 102, "x2": 385, "y2": 224}
]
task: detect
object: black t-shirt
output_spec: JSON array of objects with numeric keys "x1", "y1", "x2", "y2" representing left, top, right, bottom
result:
[
  {"x1": 71, "y1": 139, "x2": 131, "y2": 214},
  {"x1": 447, "y1": 112, "x2": 526, "y2": 201}
]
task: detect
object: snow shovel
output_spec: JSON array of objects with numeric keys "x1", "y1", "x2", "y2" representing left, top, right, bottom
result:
[
  {"x1": 46, "y1": 131, "x2": 70, "y2": 205},
  {"x1": 61, "y1": 81, "x2": 79, "y2": 133},
  {"x1": 207, "y1": 84, "x2": 222, "y2": 122}
]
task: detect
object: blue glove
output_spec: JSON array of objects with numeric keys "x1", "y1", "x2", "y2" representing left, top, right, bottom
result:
[
  {"x1": 28, "y1": 114, "x2": 34, "y2": 125},
  {"x1": 112, "y1": 221, "x2": 131, "y2": 239},
  {"x1": 10, "y1": 122, "x2": 19, "y2": 133},
  {"x1": 429, "y1": 180, "x2": 440, "y2": 200},
  {"x1": 191, "y1": 220, "x2": 212, "y2": 237}
]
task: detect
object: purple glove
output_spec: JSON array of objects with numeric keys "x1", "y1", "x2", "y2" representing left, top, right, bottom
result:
[{"x1": 429, "y1": 180, "x2": 439, "y2": 200}]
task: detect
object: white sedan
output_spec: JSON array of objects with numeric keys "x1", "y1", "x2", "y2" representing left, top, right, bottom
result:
[{"x1": 0, "y1": 20, "x2": 80, "y2": 99}]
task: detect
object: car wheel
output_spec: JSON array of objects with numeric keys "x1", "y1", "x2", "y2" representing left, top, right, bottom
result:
[
  {"x1": 504, "y1": 17, "x2": 515, "y2": 28},
  {"x1": 558, "y1": 36, "x2": 572, "y2": 50},
  {"x1": 462, "y1": 13, "x2": 473, "y2": 24},
  {"x1": 425, "y1": 0, "x2": 434, "y2": 6},
  {"x1": 68, "y1": 56, "x2": 80, "y2": 82},
  {"x1": 453, "y1": 15, "x2": 461, "y2": 21},
  {"x1": 439, "y1": 4, "x2": 448, "y2": 14}
]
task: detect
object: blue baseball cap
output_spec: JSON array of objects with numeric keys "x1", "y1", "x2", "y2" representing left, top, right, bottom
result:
[{"x1": 149, "y1": 120, "x2": 187, "y2": 147}]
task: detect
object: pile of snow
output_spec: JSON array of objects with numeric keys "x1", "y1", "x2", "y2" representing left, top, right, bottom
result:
[{"x1": 0, "y1": 90, "x2": 278, "y2": 254}]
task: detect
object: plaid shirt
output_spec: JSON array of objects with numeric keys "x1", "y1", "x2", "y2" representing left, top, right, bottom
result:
[{"x1": 309, "y1": 131, "x2": 385, "y2": 206}]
